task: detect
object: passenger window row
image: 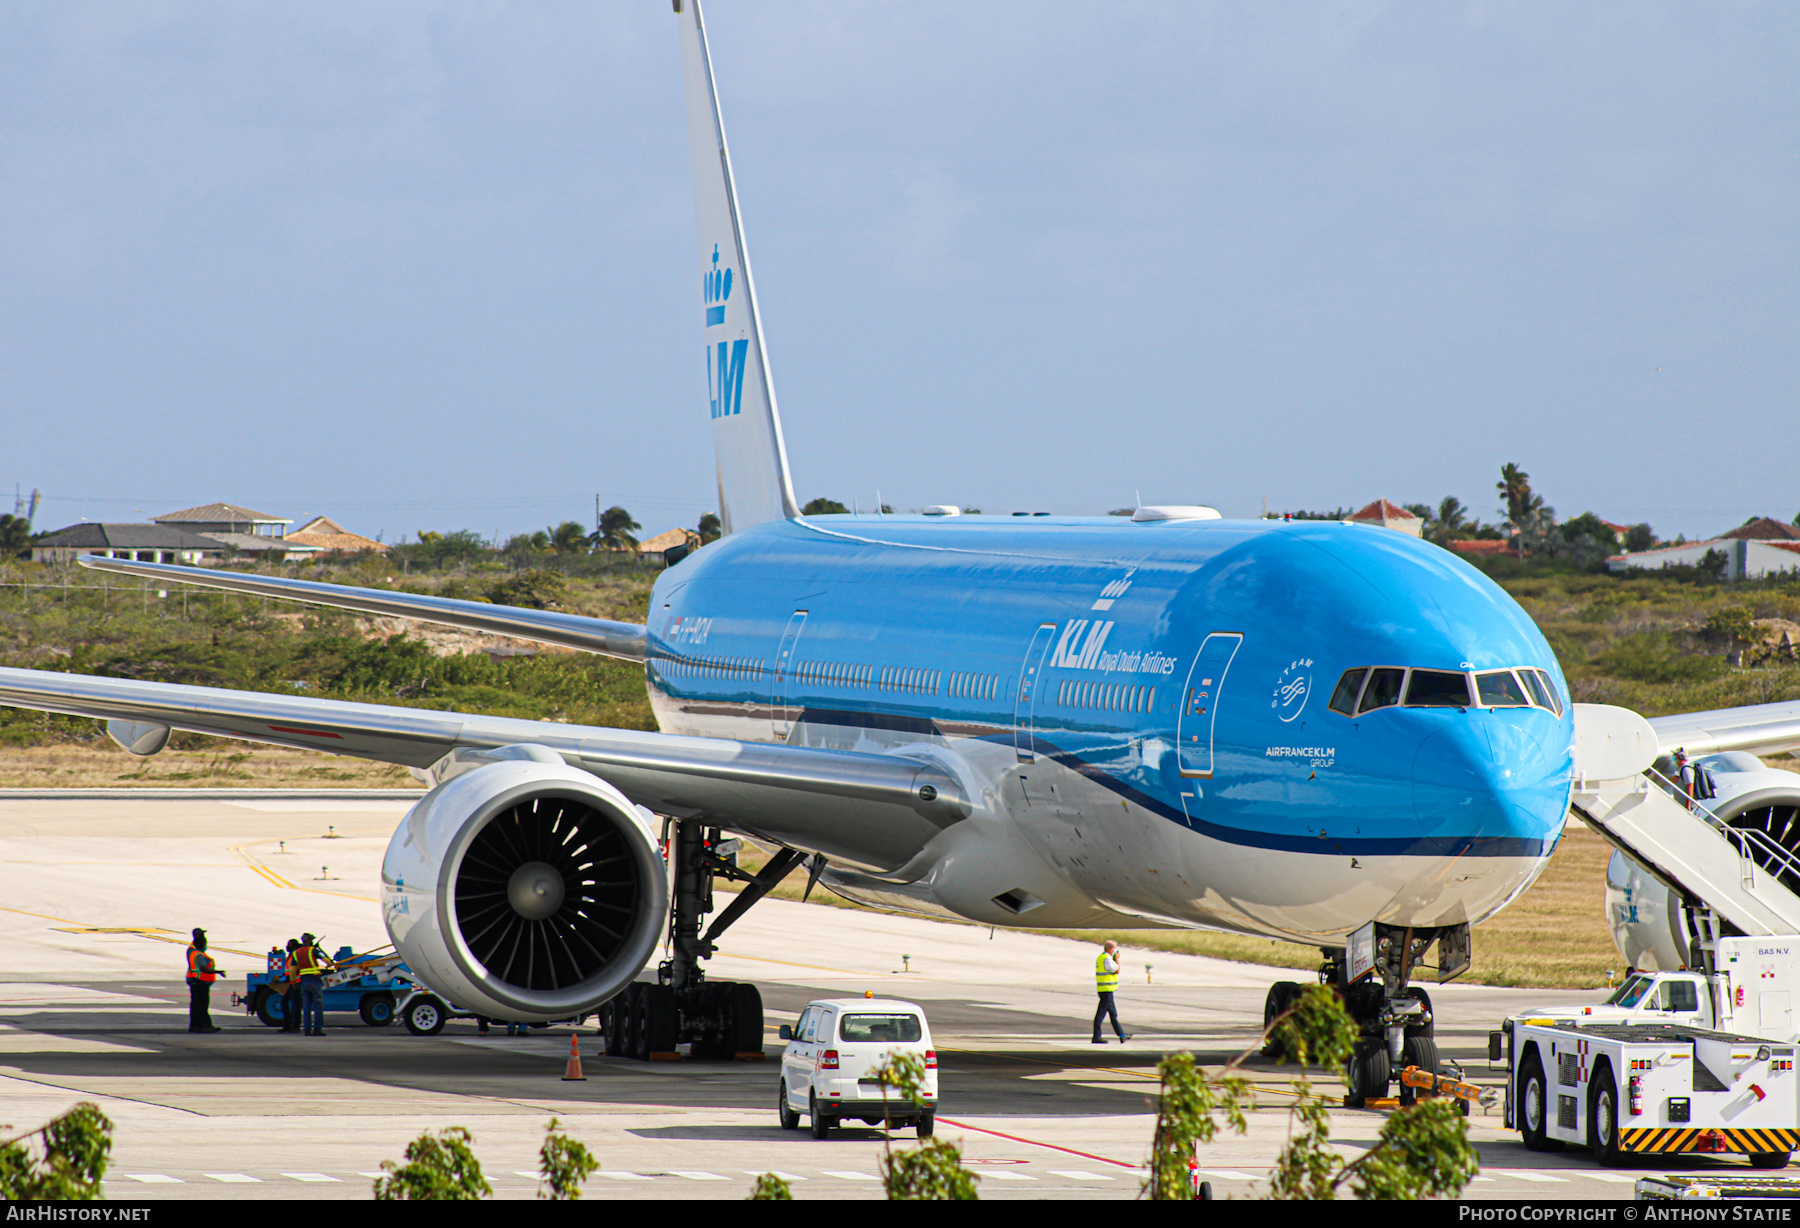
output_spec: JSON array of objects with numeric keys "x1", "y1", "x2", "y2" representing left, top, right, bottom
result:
[
  {"x1": 880, "y1": 666, "x2": 940, "y2": 695},
  {"x1": 663, "y1": 654, "x2": 764, "y2": 681},
  {"x1": 947, "y1": 672, "x2": 999, "y2": 701},
  {"x1": 796, "y1": 660, "x2": 874, "y2": 689},
  {"x1": 1327, "y1": 665, "x2": 1564, "y2": 717},
  {"x1": 1056, "y1": 678, "x2": 1156, "y2": 715}
]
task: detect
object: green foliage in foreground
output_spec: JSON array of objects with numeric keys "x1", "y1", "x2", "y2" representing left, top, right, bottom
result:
[
  {"x1": 747, "y1": 1172, "x2": 794, "y2": 1200},
  {"x1": 373, "y1": 1126, "x2": 492, "y2": 1200},
  {"x1": 871, "y1": 1052, "x2": 978, "y2": 1200},
  {"x1": 1145, "y1": 986, "x2": 1478, "y2": 1201},
  {"x1": 0, "y1": 1102, "x2": 112, "y2": 1200},
  {"x1": 536, "y1": 1118, "x2": 599, "y2": 1200}
]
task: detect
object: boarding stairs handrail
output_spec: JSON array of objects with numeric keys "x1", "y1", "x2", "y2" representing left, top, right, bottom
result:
[{"x1": 1572, "y1": 766, "x2": 1800, "y2": 939}]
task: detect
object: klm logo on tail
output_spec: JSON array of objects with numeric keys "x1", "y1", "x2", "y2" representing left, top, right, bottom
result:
[
  {"x1": 704, "y1": 244, "x2": 733, "y2": 327},
  {"x1": 709, "y1": 338, "x2": 749, "y2": 419},
  {"x1": 704, "y1": 244, "x2": 748, "y2": 419}
]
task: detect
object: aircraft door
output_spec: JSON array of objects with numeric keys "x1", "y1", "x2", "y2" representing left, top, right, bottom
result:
[
  {"x1": 771, "y1": 610, "x2": 808, "y2": 740},
  {"x1": 1177, "y1": 633, "x2": 1243, "y2": 777},
  {"x1": 1013, "y1": 623, "x2": 1057, "y2": 762}
]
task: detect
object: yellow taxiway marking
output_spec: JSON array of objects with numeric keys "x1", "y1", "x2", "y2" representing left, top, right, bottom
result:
[{"x1": 227, "y1": 843, "x2": 376, "y2": 902}]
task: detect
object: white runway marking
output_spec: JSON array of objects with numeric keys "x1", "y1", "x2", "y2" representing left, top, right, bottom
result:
[{"x1": 203, "y1": 1174, "x2": 260, "y2": 1183}]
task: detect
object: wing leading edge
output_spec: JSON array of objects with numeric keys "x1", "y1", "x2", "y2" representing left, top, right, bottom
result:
[
  {"x1": 77, "y1": 556, "x2": 646, "y2": 662},
  {"x1": 0, "y1": 666, "x2": 966, "y2": 872}
]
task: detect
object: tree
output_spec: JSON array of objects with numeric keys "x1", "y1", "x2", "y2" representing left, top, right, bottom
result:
[
  {"x1": 372, "y1": 1126, "x2": 491, "y2": 1200},
  {"x1": 0, "y1": 1102, "x2": 112, "y2": 1200},
  {"x1": 697, "y1": 512, "x2": 722, "y2": 545},
  {"x1": 536, "y1": 1118, "x2": 598, "y2": 1200},
  {"x1": 1141, "y1": 985, "x2": 1477, "y2": 1201},
  {"x1": 803, "y1": 498, "x2": 849, "y2": 516},
  {"x1": 0, "y1": 514, "x2": 30, "y2": 558},
  {"x1": 871, "y1": 1052, "x2": 979, "y2": 1200},
  {"x1": 485, "y1": 569, "x2": 567, "y2": 610},
  {"x1": 1495, "y1": 463, "x2": 1555, "y2": 555},
  {"x1": 548, "y1": 520, "x2": 591, "y2": 555},
  {"x1": 592, "y1": 507, "x2": 640, "y2": 553},
  {"x1": 1623, "y1": 523, "x2": 1656, "y2": 553}
]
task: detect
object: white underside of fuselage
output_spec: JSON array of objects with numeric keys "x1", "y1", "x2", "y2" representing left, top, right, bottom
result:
[{"x1": 647, "y1": 689, "x2": 1552, "y2": 948}]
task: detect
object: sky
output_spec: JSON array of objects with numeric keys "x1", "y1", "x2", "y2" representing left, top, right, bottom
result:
[{"x1": 2, "y1": 1, "x2": 1795, "y2": 544}]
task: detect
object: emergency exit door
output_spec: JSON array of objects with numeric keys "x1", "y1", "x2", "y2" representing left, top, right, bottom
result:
[
  {"x1": 1177, "y1": 632, "x2": 1242, "y2": 777},
  {"x1": 1013, "y1": 623, "x2": 1057, "y2": 762},
  {"x1": 771, "y1": 611, "x2": 808, "y2": 740}
]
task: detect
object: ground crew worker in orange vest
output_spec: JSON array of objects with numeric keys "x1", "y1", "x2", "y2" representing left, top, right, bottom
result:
[
  {"x1": 186, "y1": 928, "x2": 223, "y2": 1033},
  {"x1": 1091, "y1": 939, "x2": 1131, "y2": 1044},
  {"x1": 280, "y1": 938, "x2": 304, "y2": 1033},
  {"x1": 292, "y1": 932, "x2": 335, "y2": 1036}
]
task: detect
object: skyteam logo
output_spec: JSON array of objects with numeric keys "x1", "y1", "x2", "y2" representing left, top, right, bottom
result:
[
  {"x1": 1272, "y1": 658, "x2": 1313, "y2": 722},
  {"x1": 704, "y1": 244, "x2": 733, "y2": 327}
]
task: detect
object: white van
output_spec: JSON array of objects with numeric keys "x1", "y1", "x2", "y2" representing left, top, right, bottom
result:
[{"x1": 777, "y1": 997, "x2": 938, "y2": 1139}]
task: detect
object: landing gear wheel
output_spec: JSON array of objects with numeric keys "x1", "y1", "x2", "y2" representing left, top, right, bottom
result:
[
  {"x1": 600, "y1": 997, "x2": 625, "y2": 1057},
  {"x1": 1398, "y1": 1036, "x2": 1439, "y2": 1106},
  {"x1": 625, "y1": 984, "x2": 649, "y2": 1060},
  {"x1": 1261, "y1": 982, "x2": 1302, "y2": 1058},
  {"x1": 643, "y1": 984, "x2": 678, "y2": 1055},
  {"x1": 1750, "y1": 1152, "x2": 1792, "y2": 1170},
  {"x1": 728, "y1": 982, "x2": 765, "y2": 1056},
  {"x1": 1345, "y1": 1042, "x2": 1389, "y2": 1107},
  {"x1": 777, "y1": 1080, "x2": 800, "y2": 1130},
  {"x1": 1519, "y1": 1051, "x2": 1563, "y2": 1152},
  {"x1": 252, "y1": 988, "x2": 284, "y2": 1028},
  {"x1": 402, "y1": 995, "x2": 447, "y2": 1037},
  {"x1": 809, "y1": 1091, "x2": 834, "y2": 1140},
  {"x1": 1589, "y1": 1066, "x2": 1626, "y2": 1167},
  {"x1": 917, "y1": 1111, "x2": 935, "y2": 1138},
  {"x1": 359, "y1": 992, "x2": 395, "y2": 1027}
]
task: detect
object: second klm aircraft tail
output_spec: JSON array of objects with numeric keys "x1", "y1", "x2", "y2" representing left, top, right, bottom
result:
[{"x1": 676, "y1": 0, "x2": 800, "y2": 535}]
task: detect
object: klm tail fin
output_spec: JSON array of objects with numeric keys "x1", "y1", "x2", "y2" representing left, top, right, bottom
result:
[{"x1": 676, "y1": 0, "x2": 800, "y2": 534}]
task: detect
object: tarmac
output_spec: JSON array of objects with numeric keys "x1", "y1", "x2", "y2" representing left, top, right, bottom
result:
[{"x1": 0, "y1": 792, "x2": 1757, "y2": 1200}]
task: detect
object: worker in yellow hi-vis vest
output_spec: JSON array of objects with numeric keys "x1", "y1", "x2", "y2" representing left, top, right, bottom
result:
[{"x1": 1091, "y1": 940, "x2": 1132, "y2": 1044}]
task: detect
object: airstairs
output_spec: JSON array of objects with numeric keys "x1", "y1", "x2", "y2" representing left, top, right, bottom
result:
[{"x1": 1573, "y1": 704, "x2": 1800, "y2": 940}]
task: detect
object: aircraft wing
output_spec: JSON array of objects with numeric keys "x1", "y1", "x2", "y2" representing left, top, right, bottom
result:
[
  {"x1": 1647, "y1": 699, "x2": 1800, "y2": 760},
  {"x1": 77, "y1": 556, "x2": 646, "y2": 662},
  {"x1": 0, "y1": 666, "x2": 968, "y2": 871}
]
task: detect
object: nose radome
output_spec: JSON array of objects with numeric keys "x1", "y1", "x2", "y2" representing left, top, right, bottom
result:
[{"x1": 1412, "y1": 719, "x2": 1570, "y2": 842}]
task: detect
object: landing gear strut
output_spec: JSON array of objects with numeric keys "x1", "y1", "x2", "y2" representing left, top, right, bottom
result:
[
  {"x1": 598, "y1": 820, "x2": 809, "y2": 1061},
  {"x1": 1259, "y1": 921, "x2": 1469, "y2": 1108}
]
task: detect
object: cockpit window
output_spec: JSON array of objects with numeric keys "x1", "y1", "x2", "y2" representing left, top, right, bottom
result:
[
  {"x1": 1328, "y1": 668, "x2": 1368, "y2": 716},
  {"x1": 1405, "y1": 670, "x2": 1472, "y2": 707},
  {"x1": 1358, "y1": 668, "x2": 1405, "y2": 714},
  {"x1": 1476, "y1": 670, "x2": 1530, "y2": 707},
  {"x1": 1517, "y1": 668, "x2": 1560, "y2": 715}
]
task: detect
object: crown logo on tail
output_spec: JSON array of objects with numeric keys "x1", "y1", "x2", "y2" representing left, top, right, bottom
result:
[{"x1": 704, "y1": 244, "x2": 733, "y2": 327}]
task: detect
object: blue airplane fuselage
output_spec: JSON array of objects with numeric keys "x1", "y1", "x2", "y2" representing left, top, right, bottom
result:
[{"x1": 643, "y1": 514, "x2": 1573, "y2": 945}]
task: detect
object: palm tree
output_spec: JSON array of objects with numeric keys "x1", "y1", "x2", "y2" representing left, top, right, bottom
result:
[
  {"x1": 547, "y1": 521, "x2": 590, "y2": 555},
  {"x1": 593, "y1": 506, "x2": 641, "y2": 553}
]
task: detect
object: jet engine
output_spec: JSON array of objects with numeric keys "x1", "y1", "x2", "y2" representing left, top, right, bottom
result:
[
  {"x1": 381, "y1": 753, "x2": 668, "y2": 1022},
  {"x1": 1605, "y1": 751, "x2": 1800, "y2": 972}
]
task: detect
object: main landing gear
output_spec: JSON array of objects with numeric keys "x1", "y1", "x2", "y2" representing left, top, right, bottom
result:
[
  {"x1": 597, "y1": 820, "x2": 816, "y2": 1061},
  {"x1": 1260, "y1": 921, "x2": 1471, "y2": 1109}
]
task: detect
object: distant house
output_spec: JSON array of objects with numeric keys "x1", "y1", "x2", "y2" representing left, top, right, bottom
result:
[
  {"x1": 284, "y1": 516, "x2": 387, "y2": 556},
  {"x1": 1448, "y1": 540, "x2": 1513, "y2": 557},
  {"x1": 1609, "y1": 516, "x2": 1800, "y2": 581},
  {"x1": 30, "y1": 523, "x2": 222, "y2": 565},
  {"x1": 152, "y1": 502, "x2": 315, "y2": 561},
  {"x1": 1347, "y1": 500, "x2": 1423, "y2": 537},
  {"x1": 636, "y1": 527, "x2": 701, "y2": 563}
]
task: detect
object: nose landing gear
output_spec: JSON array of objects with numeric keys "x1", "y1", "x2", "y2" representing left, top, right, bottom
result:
[{"x1": 1260, "y1": 922, "x2": 1470, "y2": 1109}]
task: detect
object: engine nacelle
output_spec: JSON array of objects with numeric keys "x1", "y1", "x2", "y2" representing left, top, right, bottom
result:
[
  {"x1": 1605, "y1": 848, "x2": 1691, "y2": 972},
  {"x1": 382, "y1": 755, "x2": 668, "y2": 1022}
]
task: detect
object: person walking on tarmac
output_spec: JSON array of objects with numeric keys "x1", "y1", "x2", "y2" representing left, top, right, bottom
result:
[
  {"x1": 292, "y1": 932, "x2": 335, "y2": 1036},
  {"x1": 185, "y1": 928, "x2": 223, "y2": 1033},
  {"x1": 1091, "y1": 939, "x2": 1132, "y2": 1044}
]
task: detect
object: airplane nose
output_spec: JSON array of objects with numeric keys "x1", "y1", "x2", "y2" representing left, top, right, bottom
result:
[{"x1": 1412, "y1": 718, "x2": 1570, "y2": 846}]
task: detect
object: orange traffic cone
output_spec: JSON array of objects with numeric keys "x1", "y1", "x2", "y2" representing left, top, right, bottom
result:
[{"x1": 562, "y1": 1033, "x2": 587, "y2": 1081}]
